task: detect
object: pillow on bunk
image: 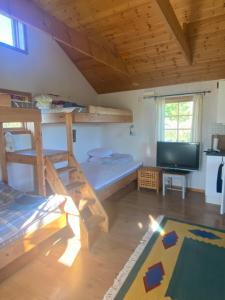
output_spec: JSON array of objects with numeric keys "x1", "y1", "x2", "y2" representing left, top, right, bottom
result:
[
  {"x1": 0, "y1": 182, "x2": 22, "y2": 209},
  {"x1": 87, "y1": 148, "x2": 113, "y2": 158}
]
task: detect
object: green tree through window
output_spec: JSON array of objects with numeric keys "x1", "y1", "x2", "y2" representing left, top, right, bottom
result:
[{"x1": 164, "y1": 100, "x2": 194, "y2": 142}]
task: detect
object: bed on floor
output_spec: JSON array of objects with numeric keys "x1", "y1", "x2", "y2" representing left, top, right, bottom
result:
[
  {"x1": 80, "y1": 150, "x2": 142, "y2": 201},
  {"x1": 0, "y1": 182, "x2": 69, "y2": 282}
]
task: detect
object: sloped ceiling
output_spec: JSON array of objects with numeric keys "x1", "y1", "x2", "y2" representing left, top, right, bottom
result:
[{"x1": 18, "y1": 1, "x2": 225, "y2": 92}]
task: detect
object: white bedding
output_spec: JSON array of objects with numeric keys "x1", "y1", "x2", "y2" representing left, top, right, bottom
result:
[{"x1": 80, "y1": 154, "x2": 142, "y2": 191}]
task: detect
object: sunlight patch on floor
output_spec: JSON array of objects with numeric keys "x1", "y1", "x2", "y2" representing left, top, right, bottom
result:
[
  {"x1": 149, "y1": 215, "x2": 165, "y2": 236},
  {"x1": 58, "y1": 238, "x2": 81, "y2": 267},
  {"x1": 137, "y1": 222, "x2": 143, "y2": 229}
]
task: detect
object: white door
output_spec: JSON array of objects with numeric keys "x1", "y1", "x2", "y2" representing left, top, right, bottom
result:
[{"x1": 205, "y1": 156, "x2": 222, "y2": 205}]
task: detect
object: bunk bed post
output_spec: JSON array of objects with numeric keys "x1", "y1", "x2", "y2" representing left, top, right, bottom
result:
[
  {"x1": 65, "y1": 113, "x2": 76, "y2": 184},
  {"x1": 65, "y1": 112, "x2": 73, "y2": 156},
  {"x1": 0, "y1": 123, "x2": 8, "y2": 183},
  {"x1": 26, "y1": 121, "x2": 46, "y2": 196},
  {"x1": 34, "y1": 122, "x2": 46, "y2": 196},
  {"x1": 24, "y1": 122, "x2": 38, "y2": 193}
]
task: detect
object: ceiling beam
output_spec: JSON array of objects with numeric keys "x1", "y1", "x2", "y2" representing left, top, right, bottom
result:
[
  {"x1": 153, "y1": 0, "x2": 192, "y2": 65},
  {"x1": 0, "y1": 0, "x2": 128, "y2": 75}
]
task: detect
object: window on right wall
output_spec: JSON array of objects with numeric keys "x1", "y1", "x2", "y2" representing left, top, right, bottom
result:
[{"x1": 157, "y1": 95, "x2": 202, "y2": 143}]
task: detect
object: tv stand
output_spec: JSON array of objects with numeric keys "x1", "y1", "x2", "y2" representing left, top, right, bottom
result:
[
  {"x1": 162, "y1": 170, "x2": 189, "y2": 199},
  {"x1": 162, "y1": 169, "x2": 190, "y2": 175}
]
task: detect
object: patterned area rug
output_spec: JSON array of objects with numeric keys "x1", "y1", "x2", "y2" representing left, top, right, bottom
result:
[{"x1": 103, "y1": 216, "x2": 225, "y2": 300}]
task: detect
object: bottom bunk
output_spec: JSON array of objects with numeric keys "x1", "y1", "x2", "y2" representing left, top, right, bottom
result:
[
  {"x1": 0, "y1": 150, "x2": 141, "y2": 282},
  {"x1": 80, "y1": 152, "x2": 142, "y2": 201},
  {"x1": 0, "y1": 182, "x2": 71, "y2": 282}
]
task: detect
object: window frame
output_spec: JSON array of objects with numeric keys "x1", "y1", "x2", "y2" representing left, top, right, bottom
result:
[
  {"x1": 164, "y1": 97, "x2": 194, "y2": 143},
  {"x1": 0, "y1": 13, "x2": 28, "y2": 54}
]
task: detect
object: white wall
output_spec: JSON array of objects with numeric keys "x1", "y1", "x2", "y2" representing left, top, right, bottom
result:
[
  {"x1": 98, "y1": 80, "x2": 219, "y2": 190},
  {"x1": 42, "y1": 124, "x2": 102, "y2": 163},
  {"x1": 0, "y1": 25, "x2": 102, "y2": 191},
  {"x1": 0, "y1": 27, "x2": 97, "y2": 104}
]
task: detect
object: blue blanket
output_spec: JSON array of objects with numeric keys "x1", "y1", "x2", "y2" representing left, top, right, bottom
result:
[{"x1": 0, "y1": 182, "x2": 66, "y2": 248}]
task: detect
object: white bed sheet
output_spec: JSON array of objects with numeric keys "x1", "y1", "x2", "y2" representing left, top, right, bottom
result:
[{"x1": 80, "y1": 156, "x2": 142, "y2": 191}]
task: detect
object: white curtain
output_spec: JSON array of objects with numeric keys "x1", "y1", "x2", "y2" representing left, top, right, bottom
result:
[
  {"x1": 156, "y1": 94, "x2": 203, "y2": 142},
  {"x1": 156, "y1": 97, "x2": 166, "y2": 142},
  {"x1": 192, "y1": 94, "x2": 203, "y2": 143}
]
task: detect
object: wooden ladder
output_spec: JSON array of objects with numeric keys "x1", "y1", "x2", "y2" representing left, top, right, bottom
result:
[
  {"x1": 45, "y1": 151, "x2": 109, "y2": 249},
  {"x1": 45, "y1": 112, "x2": 109, "y2": 248}
]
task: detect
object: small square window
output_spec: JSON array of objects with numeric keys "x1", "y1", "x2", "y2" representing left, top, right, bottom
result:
[
  {"x1": 163, "y1": 99, "x2": 194, "y2": 142},
  {"x1": 0, "y1": 13, "x2": 27, "y2": 52}
]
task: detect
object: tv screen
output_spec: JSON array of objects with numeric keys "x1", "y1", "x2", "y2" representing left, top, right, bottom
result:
[{"x1": 157, "y1": 142, "x2": 200, "y2": 171}]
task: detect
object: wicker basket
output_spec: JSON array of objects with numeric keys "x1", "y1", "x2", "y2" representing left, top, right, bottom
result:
[{"x1": 138, "y1": 167, "x2": 161, "y2": 193}]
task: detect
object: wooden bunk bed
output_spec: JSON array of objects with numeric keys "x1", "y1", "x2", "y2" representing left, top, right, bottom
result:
[
  {"x1": 0, "y1": 107, "x2": 111, "y2": 282},
  {"x1": 41, "y1": 105, "x2": 138, "y2": 201},
  {"x1": 0, "y1": 104, "x2": 136, "y2": 278},
  {"x1": 0, "y1": 102, "x2": 138, "y2": 282},
  {"x1": 4, "y1": 104, "x2": 136, "y2": 201},
  {"x1": 1, "y1": 104, "x2": 136, "y2": 204}
]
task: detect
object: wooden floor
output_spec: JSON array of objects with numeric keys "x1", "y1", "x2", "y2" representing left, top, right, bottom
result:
[{"x1": 1, "y1": 188, "x2": 225, "y2": 300}]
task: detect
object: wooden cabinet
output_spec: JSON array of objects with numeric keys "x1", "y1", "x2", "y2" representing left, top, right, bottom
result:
[
  {"x1": 138, "y1": 167, "x2": 161, "y2": 193},
  {"x1": 217, "y1": 80, "x2": 225, "y2": 124}
]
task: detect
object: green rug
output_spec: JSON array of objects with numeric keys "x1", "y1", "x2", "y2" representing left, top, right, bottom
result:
[{"x1": 103, "y1": 216, "x2": 225, "y2": 300}]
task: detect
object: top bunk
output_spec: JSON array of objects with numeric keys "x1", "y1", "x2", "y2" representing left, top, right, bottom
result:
[
  {"x1": 0, "y1": 89, "x2": 133, "y2": 124},
  {"x1": 0, "y1": 107, "x2": 41, "y2": 123},
  {"x1": 0, "y1": 106, "x2": 133, "y2": 124},
  {"x1": 41, "y1": 105, "x2": 133, "y2": 124}
]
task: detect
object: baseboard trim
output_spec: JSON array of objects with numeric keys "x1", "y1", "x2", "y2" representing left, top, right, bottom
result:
[{"x1": 188, "y1": 187, "x2": 205, "y2": 194}]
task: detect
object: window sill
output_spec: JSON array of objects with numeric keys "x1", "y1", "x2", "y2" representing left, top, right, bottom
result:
[{"x1": 0, "y1": 41, "x2": 28, "y2": 55}]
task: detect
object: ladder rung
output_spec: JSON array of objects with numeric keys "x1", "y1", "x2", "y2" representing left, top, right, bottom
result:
[
  {"x1": 56, "y1": 166, "x2": 77, "y2": 174},
  {"x1": 66, "y1": 181, "x2": 85, "y2": 191},
  {"x1": 48, "y1": 152, "x2": 68, "y2": 163},
  {"x1": 85, "y1": 215, "x2": 105, "y2": 230},
  {"x1": 79, "y1": 199, "x2": 96, "y2": 212}
]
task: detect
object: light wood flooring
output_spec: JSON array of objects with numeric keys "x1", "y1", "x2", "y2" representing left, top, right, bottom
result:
[{"x1": 1, "y1": 188, "x2": 225, "y2": 300}]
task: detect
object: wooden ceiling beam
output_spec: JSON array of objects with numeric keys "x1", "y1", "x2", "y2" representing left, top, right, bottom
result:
[
  {"x1": 0, "y1": 0, "x2": 128, "y2": 75},
  {"x1": 153, "y1": 0, "x2": 192, "y2": 65},
  {"x1": 94, "y1": 62, "x2": 225, "y2": 93}
]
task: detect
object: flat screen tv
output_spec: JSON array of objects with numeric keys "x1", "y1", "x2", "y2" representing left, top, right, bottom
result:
[{"x1": 157, "y1": 142, "x2": 200, "y2": 171}]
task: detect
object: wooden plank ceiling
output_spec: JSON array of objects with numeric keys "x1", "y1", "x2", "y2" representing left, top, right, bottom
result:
[{"x1": 10, "y1": 1, "x2": 225, "y2": 93}]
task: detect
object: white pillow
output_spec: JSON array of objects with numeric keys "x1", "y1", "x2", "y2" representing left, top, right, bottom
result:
[{"x1": 87, "y1": 148, "x2": 113, "y2": 158}]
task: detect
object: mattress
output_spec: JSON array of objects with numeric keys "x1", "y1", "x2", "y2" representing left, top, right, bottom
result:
[
  {"x1": 0, "y1": 194, "x2": 66, "y2": 248},
  {"x1": 81, "y1": 154, "x2": 142, "y2": 191}
]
